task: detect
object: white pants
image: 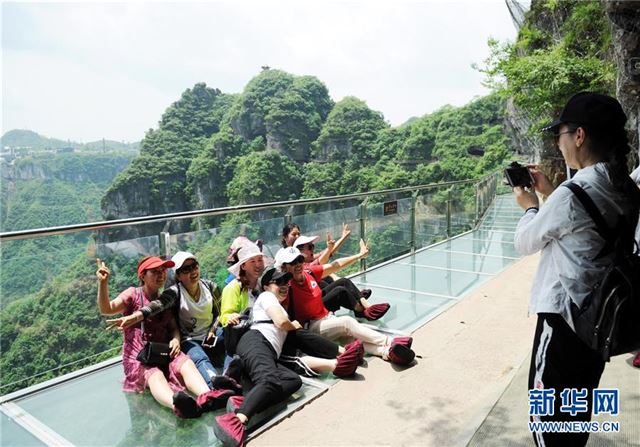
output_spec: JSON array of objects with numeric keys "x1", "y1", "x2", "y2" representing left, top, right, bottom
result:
[{"x1": 308, "y1": 314, "x2": 388, "y2": 357}]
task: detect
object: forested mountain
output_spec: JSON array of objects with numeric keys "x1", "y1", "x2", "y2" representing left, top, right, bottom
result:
[
  {"x1": 1, "y1": 129, "x2": 140, "y2": 153},
  {"x1": 102, "y1": 69, "x2": 508, "y2": 240}
]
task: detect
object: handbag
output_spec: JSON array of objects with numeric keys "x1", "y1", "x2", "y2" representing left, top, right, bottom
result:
[
  {"x1": 223, "y1": 308, "x2": 252, "y2": 355},
  {"x1": 135, "y1": 288, "x2": 171, "y2": 367},
  {"x1": 223, "y1": 307, "x2": 273, "y2": 355}
]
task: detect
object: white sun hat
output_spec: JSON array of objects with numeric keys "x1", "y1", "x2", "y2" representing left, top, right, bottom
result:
[{"x1": 227, "y1": 242, "x2": 271, "y2": 277}]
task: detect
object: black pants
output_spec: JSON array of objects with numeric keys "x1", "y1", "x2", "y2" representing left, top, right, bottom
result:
[
  {"x1": 236, "y1": 330, "x2": 302, "y2": 419},
  {"x1": 528, "y1": 313, "x2": 605, "y2": 447},
  {"x1": 322, "y1": 278, "x2": 361, "y2": 312},
  {"x1": 281, "y1": 328, "x2": 339, "y2": 359}
]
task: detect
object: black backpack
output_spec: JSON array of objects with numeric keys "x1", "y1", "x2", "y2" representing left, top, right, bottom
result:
[{"x1": 564, "y1": 183, "x2": 640, "y2": 361}]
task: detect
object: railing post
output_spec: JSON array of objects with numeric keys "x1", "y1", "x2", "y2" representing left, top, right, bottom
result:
[
  {"x1": 474, "y1": 180, "x2": 480, "y2": 226},
  {"x1": 359, "y1": 198, "x2": 368, "y2": 271},
  {"x1": 446, "y1": 187, "x2": 452, "y2": 238},
  {"x1": 159, "y1": 231, "x2": 171, "y2": 258},
  {"x1": 410, "y1": 190, "x2": 418, "y2": 253}
]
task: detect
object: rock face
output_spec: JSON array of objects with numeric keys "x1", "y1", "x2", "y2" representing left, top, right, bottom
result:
[
  {"x1": 504, "y1": 0, "x2": 640, "y2": 183},
  {"x1": 605, "y1": 1, "x2": 640, "y2": 160}
]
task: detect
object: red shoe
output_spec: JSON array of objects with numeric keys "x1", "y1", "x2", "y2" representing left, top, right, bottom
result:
[
  {"x1": 226, "y1": 395, "x2": 244, "y2": 414},
  {"x1": 386, "y1": 342, "x2": 415, "y2": 366},
  {"x1": 363, "y1": 303, "x2": 390, "y2": 320},
  {"x1": 344, "y1": 339, "x2": 364, "y2": 362},
  {"x1": 333, "y1": 348, "x2": 359, "y2": 378},
  {"x1": 172, "y1": 391, "x2": 202, "y2": 418},
  {"x1": 633, "y1": 352, "x2": 640, "y2": 368},
  {"x1": 213, "y1": 412, "x2": 246, "y2": 447},
  {"x1": 392, "y1": 336, "x2": 413, "y2": 349},
  {"x1": 196, "y1": 389, "x2": 234, "y2": 412}
]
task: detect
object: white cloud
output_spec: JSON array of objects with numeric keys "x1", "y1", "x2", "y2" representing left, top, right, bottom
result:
[{"x1": 2, "y1": 0, "x2": 517, "y2": 142}]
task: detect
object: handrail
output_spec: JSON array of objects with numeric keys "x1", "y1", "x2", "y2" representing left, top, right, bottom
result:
[{"x1": 0, "y1": 175, "x2": 494, "y2": 242}]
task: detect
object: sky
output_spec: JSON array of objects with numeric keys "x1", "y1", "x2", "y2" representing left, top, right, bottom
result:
[{"x1": 2, "y1": 0, "x2": 519, "y2": 143}]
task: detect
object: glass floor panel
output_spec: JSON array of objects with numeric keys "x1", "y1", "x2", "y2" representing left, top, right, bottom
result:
[
  {"x1": 353, "y1": 262, "x2": 490, "y2": 299},
  {"x1": 0, "y1": 412, "x2": 46, "y2": 447},
  {"x1": 4, "y1": 364, "x2": 326, "y2": 447},
  {"x1": 433, "y1": 237, "x2": 521, "y2": 259},
  {"x1": 336, "y1": 284, "x2": 455, "y2": 333},
  {"x1": 407, "y1": 249, "x2": 513, "y2": 274}
]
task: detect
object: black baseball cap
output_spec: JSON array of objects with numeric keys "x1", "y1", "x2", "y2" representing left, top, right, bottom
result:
[
  {"x1": 542, "y1": 92, "x2": 626, "y2": 133},
  {"x1": 259, "y1": 267, "x2": 292, "y2": 289}
]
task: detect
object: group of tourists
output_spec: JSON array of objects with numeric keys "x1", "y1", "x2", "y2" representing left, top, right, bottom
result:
[{"x1": 97, "y1": 224, "x2": 414, "y2": 447}]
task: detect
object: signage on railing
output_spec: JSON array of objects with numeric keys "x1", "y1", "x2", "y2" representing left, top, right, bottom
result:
[{"x1": 383, "y1": 200, "x2": 398, "y2": 216}]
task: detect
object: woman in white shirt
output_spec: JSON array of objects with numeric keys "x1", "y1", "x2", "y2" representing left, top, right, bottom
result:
[
  {"x1": 212, "y1": 267, "x2": 361, "y2": 447},
  {"x1": 513, "y1": 92, "x2": 640, "y2": 447}
]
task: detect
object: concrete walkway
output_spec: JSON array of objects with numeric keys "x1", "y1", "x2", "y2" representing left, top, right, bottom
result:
[{"x1": 252, "y1": 254, "x2": 541, "y2": 446}]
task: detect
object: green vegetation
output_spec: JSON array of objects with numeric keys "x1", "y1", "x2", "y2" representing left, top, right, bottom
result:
[{"x1": 476, "y1": 0, "x2": 615, "y2": 132}]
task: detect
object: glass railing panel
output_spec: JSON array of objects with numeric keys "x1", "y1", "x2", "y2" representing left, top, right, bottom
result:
[
  {"x1": 292, "y1": 205, "x2": 362, "y2": 259},
  {"x1": 364, "y1": 195, "x2": 413, "y2": 266},
  {"x1": 414, "y1": 190, "x2": 448, "y2": 249}
]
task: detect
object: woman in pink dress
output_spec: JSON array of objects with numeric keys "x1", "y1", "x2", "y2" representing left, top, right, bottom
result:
[{"x1": 96, "y1": 256, "x2": 233, "y2": 418}]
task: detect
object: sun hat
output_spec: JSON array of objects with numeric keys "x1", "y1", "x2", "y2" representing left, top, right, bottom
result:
[
  {"x1": 292, "y1": 235, "x2": 320, "y2": 249},
  {"x1": 274, "y1": 247, "x2": 304, "y2": 269},
  {"x1": 227, "y1": 243, "x2": 269, "y2": 277},
  {"x1": 542, "y1": 92, "x2": 627, "y2": 133},
  {"x1": 171, "y1": 251, "x2": 197, "y2": 272},
  {"x1": 258, "y1": 267, "x2": 292, "y2": 290},
  {"x1": 137, "y1": 256, "x2": 175, "y2": 276}
]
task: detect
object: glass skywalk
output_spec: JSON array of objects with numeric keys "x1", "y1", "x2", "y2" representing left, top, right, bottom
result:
[{"x1": 1, "y1": 192, "x2": 524, "y2": 447}]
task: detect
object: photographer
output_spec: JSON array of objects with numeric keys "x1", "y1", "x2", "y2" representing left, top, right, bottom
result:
[{"x1": 512, "y1": 92, "x2": 640, "y2": 446}]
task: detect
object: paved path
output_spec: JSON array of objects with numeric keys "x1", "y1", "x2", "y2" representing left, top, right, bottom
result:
[{"x1": 252, "y1": 254, "x2": 541, "y2": 446}]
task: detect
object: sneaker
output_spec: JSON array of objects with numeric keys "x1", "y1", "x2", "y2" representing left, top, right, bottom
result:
[
  {"x1": 392, "y1": 336, "x2": 413, "y2": 349},
  {"x1": 213, "y1": 412, "x2": 246, "y2": 447},
  {"x1": 279, "y1": 355, "x2": 320, "y2": 378},
  {"x1": 226, "y1": 395, "x2": 245, "y2": 414},
  {"x1": 355, "y1": 303, "x2": 390, "y2": 321},
  {"x1": 172, "y1": 391, "x2": 202, "y2": 418},
  {"x1": 212, "y1": 375, "x2": 243, "y2": 394},
  {"x1": 196, "y1": 389, "x2": 234, "y2": 412},
  {"x1": 633, "y1": 352, "x2": 640, "y2": 368},
  {"x1": 359, "y1": 288, "x2": 372, "y2": 299},
  {"x1": 333, "y1": 348, "x2": 359, "y2": 378},
  {"x1": 344, "y1": 339, "x2": 365, "y2": 362},
  {"x1": 386, "y1": 342, "x2": 415, "y2": 366}
]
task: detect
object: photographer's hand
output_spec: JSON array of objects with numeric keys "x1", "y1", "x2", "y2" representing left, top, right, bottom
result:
[
  {"x1": 514, "y1": 186, "x2": 539, "y2": 210},
  {"x1": 527, "y1": 165, "x2": 554, "y2": 197}
]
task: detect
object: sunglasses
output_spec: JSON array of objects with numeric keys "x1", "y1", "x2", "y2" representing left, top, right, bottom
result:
[
  {"x1": 177, "y1": 261, "x2": 199, "y2": 275},
  {"x1": 298, "y1": 243, "x2": 315, "y2": 251},
  {"x1": 553, "y1": 129, "x2": 576, "y2": 144},
  {"x1": 271, "y1": 279, "x2": 291, "y2": 287},
  {"x1": 284, "y1": 257, "x2": 304, "y2": 266}
]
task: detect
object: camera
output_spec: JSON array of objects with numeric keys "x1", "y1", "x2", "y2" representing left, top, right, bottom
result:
[{"x1": 504, "y1": 161, "x2": 534, "y2": 188}]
